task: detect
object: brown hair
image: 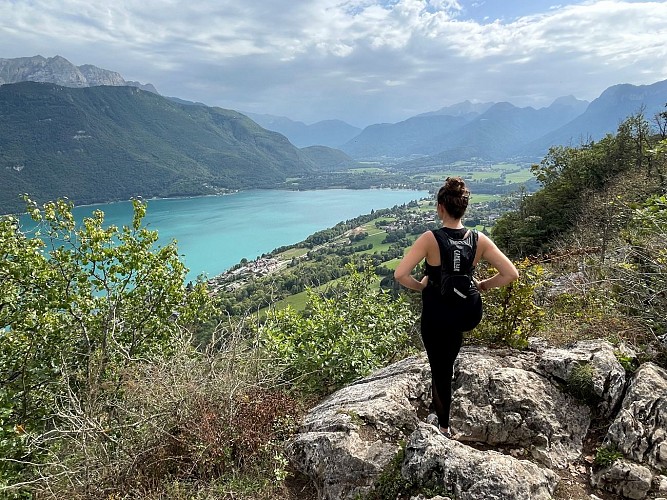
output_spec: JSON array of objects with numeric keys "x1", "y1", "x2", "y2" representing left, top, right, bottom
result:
[{"x1": 437, "y1": 177, "x2": 470, "y2": 220}]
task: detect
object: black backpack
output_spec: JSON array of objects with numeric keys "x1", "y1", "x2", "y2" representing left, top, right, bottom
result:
[{"x1": 432, "y1": 228, "x2": 478, "y2": 300}]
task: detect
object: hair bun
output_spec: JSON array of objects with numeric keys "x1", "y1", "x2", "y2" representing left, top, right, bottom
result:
[
  {"x1": 444, "y1": 176, "x2": 467, "y2": 196},
  {"x1": 437, "y1": 176, "x2": 470, "y2": 219}
]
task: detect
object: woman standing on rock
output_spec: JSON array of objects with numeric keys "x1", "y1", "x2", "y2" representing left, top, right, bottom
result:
[{"x1": 394, "y1": 177, "x2": 518, "y2": 438}]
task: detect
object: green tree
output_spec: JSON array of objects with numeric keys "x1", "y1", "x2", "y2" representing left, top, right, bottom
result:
[
  {"x1": 494, "y1": 113, "x2": 654, "y2": 258},
  {"x1": 0, "y1": 198, "x2": 213, "y2": 490},
  {"x1": 471, "y1": 259, "x2": 546, "y2": 348}
]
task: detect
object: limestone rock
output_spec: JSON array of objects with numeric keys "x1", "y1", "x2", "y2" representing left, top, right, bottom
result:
[
  {"x1": 537, "y1": 339, "x2": 626, "y2": 417},
  {"x1": 654, "y1": 474, "x2": 667, "y2": 493},
  {"x1": 287, "y1": 355, "x2": 431, "y2": 500},
  {"x1": 590, "y1": 459, "x2": 653, "y2": 499},
  {"x1": 605, "y1": 362, "x2": 667, "y2": 470},
  {"x1": 450, "y1": 347, "x2": 591, "y2": 468},
  {"x1": 288, "y1": 345, "x2": 661, "y2": 500},
  {"x1": 0, "y1": 55, "x2": 155, "y2": 92},
  {"x1": 410, "y1": 496, "x2": 451, "y2": 500},
  {"x1": 402, "y1": 423, "x2": 558, "y2": 500}
]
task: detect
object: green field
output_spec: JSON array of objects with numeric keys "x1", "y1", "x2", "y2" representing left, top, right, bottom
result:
[
  {"x1": 410, "y1": 162, "x2": 532, "y2": 186},
  {"x1": 355, "y1": 229, "x2": 393, "y2": 255},
  {"x1": 505, "y1": 169, "x2": 535, "y2": 183},
  {"x1": 277, "y1": 247, "x2": 310, "y2": 259},
  {"x1": 469, "y1": 193, "x2": 501, "y2": 204},
  {"x1": 270, "y1": 274, "x2": 386, "y2": 312},
  {"x1": 270, "y1": 287, "x2": 313, "y2": 311},
  {"x1": 470, "y1": 171, "x2": 503, "y2": 180},
  {"x1": 348, "y1": 167, "x2": 387, "y2": 174}
]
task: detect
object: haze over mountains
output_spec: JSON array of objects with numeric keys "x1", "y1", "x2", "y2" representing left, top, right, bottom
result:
[
  {"x1": 1, "y1": 55, "x2": 667, "y2": 213},
  {"x1": 258, "y1": 84, "x2": 667, "y2": 166}
]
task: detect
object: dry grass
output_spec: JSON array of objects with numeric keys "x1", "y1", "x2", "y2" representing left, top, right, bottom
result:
[{"x1": 12, "y1": 325, "x2": 310, "y2": 500}]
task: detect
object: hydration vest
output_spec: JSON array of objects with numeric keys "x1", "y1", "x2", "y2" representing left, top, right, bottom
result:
[{"x1": 432, "y1": 228, "x2": 478, "y2": 300}]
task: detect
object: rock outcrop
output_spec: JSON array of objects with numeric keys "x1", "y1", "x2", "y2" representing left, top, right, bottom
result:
[
  {"x1": 403, "y1": 424, "x2": 559, "y2": 500},
  {"x1": 450, "y1": 347, "x2": 591, "y2": 468},
  {"x1": 604, "y1": 363, "x2": 667, "y2": 470},
  {"x1": 287, "y1": 356, "x2": 431, "y2": 500},
  {"x1": 590, "y1": 459, "x2": 653, "y2": 499},
  {"x1": 289, "y1": 340, "x2": 667, "y2": 500},
  {"x1": 0, "y1": 55, "x2": 157, "y2": 92},
  {"x1": 537, "y1": 339, "x2": 627, "y2": 417}
]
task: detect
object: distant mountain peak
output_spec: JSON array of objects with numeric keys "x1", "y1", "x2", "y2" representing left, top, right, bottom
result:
[
  {"x1": 549, "y1": 95, "x2": 589, "y2": 110},
  {"x1": 243, "y1": 112, "x2": 361, "y2": 148},
  {"x1": 0, "y1": 55, "x2": 158, "y2": 94},
  {"x1": 416, "y1": 100, "x2": 495, "y2": 118}
]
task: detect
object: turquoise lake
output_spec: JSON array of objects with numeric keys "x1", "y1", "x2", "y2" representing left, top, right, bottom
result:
[{"x1": 22, "y1": 189, "x2": 428, "y2": 282}]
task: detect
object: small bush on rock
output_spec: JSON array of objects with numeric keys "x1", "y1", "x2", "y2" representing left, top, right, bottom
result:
[
  {"x1": 594, "y1": 445, "x2": 624, "y2": 467},
  {"x1": 566, "y1": 363, "x2": 601, "y2": 405},
  {"x1": 471, "y1": 259, "x2": 546, "y2": 348}
]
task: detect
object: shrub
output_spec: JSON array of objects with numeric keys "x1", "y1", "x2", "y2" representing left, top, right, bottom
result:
[
  {"x1": 566, "y1": 363, "x2": 601, "y2": 406},
  {"x1": 470, "y1": 259, "x2": 546, "y2": 348},
  {"x1": 0, "y1": 198, "x2": 214, "y2": 496},
  {"x1": 614, "y1": 351, "x2": 639, "y2": 373},
  {"x1": 612, "y1": 195, "x2": 667, "y2": 336},
  {"x1": 594, "y1": 445, "x2": 624, "y2": 467},
  {"x1": 10, "y1": 328, "x2": 302, "y2": 499},
  {"x1": 361, "y1": 442, "x2": 454, "y2": 500},
  {"x1": 259, "y1": 262, "x2": 418, "y2": 394}
]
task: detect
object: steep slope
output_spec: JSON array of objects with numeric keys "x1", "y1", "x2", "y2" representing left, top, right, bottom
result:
[
  {"x1": 525, "y1": 79, "x2": 667, "y2": 158},
  {"x1": 340, "y1": 114, "x2": 472, "y2": 159},
  {"x1": 299, "y1": 146, "x2": 359, "y2": 171},
  {"x1": 341, "y1": 97, "x2": 588, "y2": 162},
  {"x1": 0, "y1": 82, "x2": 315, "y2": 214}
]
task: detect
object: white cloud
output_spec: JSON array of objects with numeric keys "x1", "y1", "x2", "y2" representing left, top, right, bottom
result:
[{"x1": 1, "y1": 0, "x2": 666, "y2": 125}]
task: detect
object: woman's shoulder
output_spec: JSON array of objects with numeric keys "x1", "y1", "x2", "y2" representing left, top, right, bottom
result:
[{"x1": 475, "y1": 232, "x2": 503, "y2": 257}]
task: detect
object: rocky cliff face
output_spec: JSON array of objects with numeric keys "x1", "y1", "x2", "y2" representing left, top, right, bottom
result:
[
  {"x1": 0, "y1": 55, "x2": 156, "y2": 92},
  {"x1": 289, "y1": 340, "x2": 667, "y2": 500}
]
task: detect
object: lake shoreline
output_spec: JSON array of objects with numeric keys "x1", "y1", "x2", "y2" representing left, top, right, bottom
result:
[
  {"x1": 4, "y1": 186, "x2": 426, "y2": 217},
  {"x1": 14, "y1": 188, "x2": 430, "y2": 283}
]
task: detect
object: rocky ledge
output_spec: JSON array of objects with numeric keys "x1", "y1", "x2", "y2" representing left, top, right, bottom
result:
[{"x1": 288, "y1": 339, "x2": 667, "y2": 500}]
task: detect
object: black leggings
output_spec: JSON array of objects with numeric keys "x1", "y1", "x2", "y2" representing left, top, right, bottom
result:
[{"x1": 420, "y1": 288, "x2": 482, "y2": 428}]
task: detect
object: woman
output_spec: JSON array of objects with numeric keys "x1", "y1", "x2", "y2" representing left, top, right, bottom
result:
[{"x1": 394, "y1": 177, "x2": 518, "y2": 438}]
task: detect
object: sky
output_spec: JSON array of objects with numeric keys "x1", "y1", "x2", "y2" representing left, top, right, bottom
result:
[{"x1": 1, "y1": 0, "x2": 667, "y2": 127}]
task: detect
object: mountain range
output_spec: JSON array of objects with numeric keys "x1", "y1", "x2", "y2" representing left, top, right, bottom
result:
[
  {"x1": 244, "y1": 113, "x2": 362, "y2": 149},
  {"x1": 2, "y1": 55, "x2": 667, "y2": 213},
  {"x1": 168, "y1": 82, "x2": 667, "y2": 165},
  {"x1": 242, "y1": 82, "x2": 667, "y2": 165}
]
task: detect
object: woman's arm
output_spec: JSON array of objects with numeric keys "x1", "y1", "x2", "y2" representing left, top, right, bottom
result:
[
  {"x1": 475, "y1": 233, "x2": 519, "y2": 292},
  {"x1": 394, "y1": 231, "x2": 432, "y2": 291}
]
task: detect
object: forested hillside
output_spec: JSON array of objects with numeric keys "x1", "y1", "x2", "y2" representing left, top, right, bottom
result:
[
  {"x1": 493, "y1": 110, "x2": 667, "y2": 257},
  {"x1": 0, "y1": 82, "x2": 318, "y2": 213}
]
